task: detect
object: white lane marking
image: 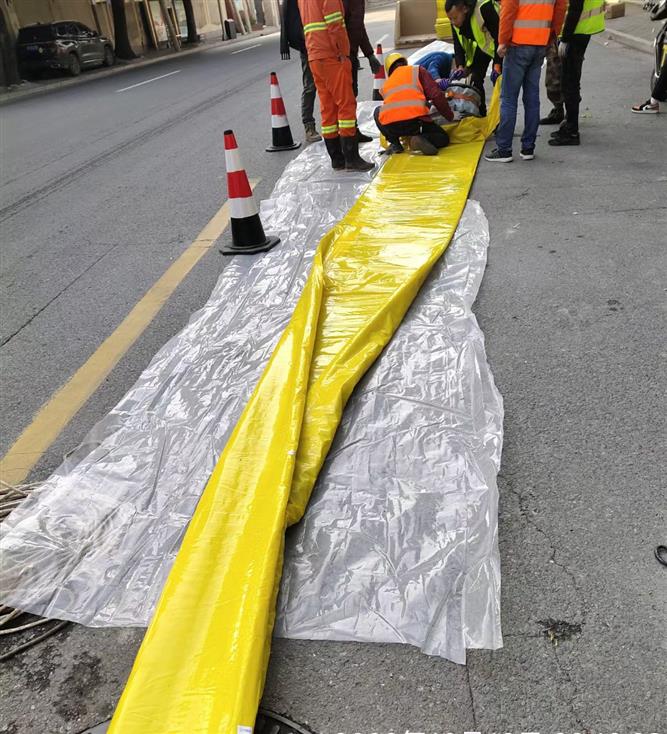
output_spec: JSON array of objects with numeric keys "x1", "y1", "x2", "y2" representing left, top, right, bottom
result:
[
  {"x1": 231, "y1": 43, "x2": 262, "y2": 54},
  {"x1": 116, "y1": 70, "x2": 181, "y2": 93},
  {"x1": 376, "y1": 33, "x2": 388, "y2": 45}
]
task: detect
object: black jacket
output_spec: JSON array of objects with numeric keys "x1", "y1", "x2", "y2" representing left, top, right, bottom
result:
[{"x1": 280, "y1": 0, "x2": 306, "y2": 59}]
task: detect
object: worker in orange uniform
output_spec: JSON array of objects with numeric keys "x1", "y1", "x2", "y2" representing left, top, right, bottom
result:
[
  {"x1": 374, "y1": 52, "x2": 454, "y2": 156},
  {"x1": 298, "y1": 0, "x2": 374, "y2": 171}
]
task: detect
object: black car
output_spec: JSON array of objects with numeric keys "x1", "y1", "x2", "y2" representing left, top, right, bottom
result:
[{"x1": 17, "y1": 21, "x2": 115, "y2": 78}]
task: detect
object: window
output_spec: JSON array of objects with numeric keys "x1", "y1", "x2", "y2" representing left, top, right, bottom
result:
[{"x1": 18, "y1": 26, "x2": 56, "y2": 43}]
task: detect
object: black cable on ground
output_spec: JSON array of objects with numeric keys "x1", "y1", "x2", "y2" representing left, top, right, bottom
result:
[{"x1": 0, "y1": 620, "x2": 71, "y2": 663}]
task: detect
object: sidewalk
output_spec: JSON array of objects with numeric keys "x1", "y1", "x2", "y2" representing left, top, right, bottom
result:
[
  {"x1": 0, "y1": 26, "x2": 278, "y2": 107},
  {"x1": 602, "y1": 0, "x2": 662, "y2": 53}
]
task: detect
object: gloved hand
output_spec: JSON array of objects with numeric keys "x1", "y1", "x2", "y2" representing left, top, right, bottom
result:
[
  {"x1": 490, "y1": 64, "x2": 501, "y2": 85},
  {"x1": 450, "y1": 67, "x2": 468, "y2": 80},
  {"x1": 437, "y1": 77, "x2": 450, "y2": 91},
  {"x1": 367, "y1": 54, "x2": 382, "y2": 74},
  {"x1": 558, "y1": 41, "x2": 570, "y2": 59},
  {"x1": 281, "y1": 49, "x2": 291, "y2": 60}
]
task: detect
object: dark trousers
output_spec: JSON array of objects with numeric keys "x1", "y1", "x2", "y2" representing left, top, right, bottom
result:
[
  {"x1": 561, "y1": 34, "x2": 590, "y2": 132},
  {"x1": 300, "y1": 51, "x2": 317, "y2": 126},
  {"x1": 545, "y1": 39, "x2": 563, "y2": 108},
  {"x1": 469, "y1": 53, "x2": 491, "y2": 113},
  {"x1": 653, "y1": 59, "x2": 667, "y2": 102},
  {"x1": 373, "y1": 106, "x2": 450, "y2": 148},
  {"x1": 351, "y1": 55, "x2": 360, "y2": 98}
]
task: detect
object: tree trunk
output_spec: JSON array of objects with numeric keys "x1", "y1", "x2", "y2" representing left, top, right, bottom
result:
[
  {"x1": 182, "y1": 0, "x2": 199, "y2": 44},
  {"x1": 110, "y1": 0, "x2": 138, "y2": 59},
  {"x1": 0, "y1": 3, "x2": 20, "y2": 87}
]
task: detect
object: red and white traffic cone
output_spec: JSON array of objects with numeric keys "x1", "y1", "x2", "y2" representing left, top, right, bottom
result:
[
  {"x1": 221, "y1": 130, "x2": 280, "y2": 255},
  {"x1": 266, "y1": 72, "x2": 301, "y2": 152},
  {"x1": 372, "y1": 43, "x2": 385, "y2": 101}
]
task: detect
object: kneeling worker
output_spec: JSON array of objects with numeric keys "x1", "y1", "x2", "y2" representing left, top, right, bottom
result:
[{"x1": 374, "y1": 52, "x2": 454, "y2": 155}]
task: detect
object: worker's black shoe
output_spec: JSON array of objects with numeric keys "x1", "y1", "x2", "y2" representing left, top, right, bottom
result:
[
  {"x1": 548, "y1": 128, "x2": 580, "y2": 146},
  {"x1": 540, "y1": 106, "x2": 564, "y2": 125},
  {"x1": 388, "y1": 141, "x2": 405, "y2": 154},
  {"x1": 324, "y1": 137, "x2": 345, "y2": 170},
  {"x1": 409, "y1": 135, "x2": 438, "y2": 156},
  {"x1": 356, "y1": 129, "x2": 373, "y2": 143},
  {"x1": 341, "y1": 136, "x2": 375, "y2": 171}
]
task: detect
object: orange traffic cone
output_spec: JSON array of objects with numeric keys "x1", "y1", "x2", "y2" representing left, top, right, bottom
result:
[
  {"x1": 372, "y1": 43, "x2": 385, "y2": 101},
  {"x1": 221, "y1": 130, "x2": 280, "y2": 255},
  {"x1": 266, "y1": 72, "x2": 301, "y2": 152}
]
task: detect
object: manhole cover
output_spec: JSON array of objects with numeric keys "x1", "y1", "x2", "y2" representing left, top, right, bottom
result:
[{"x1": 256, "y1": 708, "x2": 314, "y2": 734}]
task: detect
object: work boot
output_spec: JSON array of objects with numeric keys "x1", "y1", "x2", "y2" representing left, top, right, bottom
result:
[
  {"x1": 409, "y1": 135, "x2": 438, "y2": 156},
  {"x1": 540, "y1": 106, "x2": 564, "y2": 125},
  {"x1": 356, "y1": 129, "x2": 373, "y2": 143},
  {"x1": 548, "y1": 127, "x2": 580, "y2": 146},
  {"x1": 304, "y1": 122, "x2": 322, "y2": 143},
  {"x1": 324, "y1": 137, "x2": 345, "y2": 170},
  {"x1": 341, "y1": 136, "x2": 375, "y2": 171}
]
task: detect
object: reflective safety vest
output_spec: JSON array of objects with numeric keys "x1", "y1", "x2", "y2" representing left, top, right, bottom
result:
[
  {"x1": 511, "y1": 0, "x2": 557, "y2": 46},
  {"x1": 379, "y1": 65, "x2": 430, "y2": 125},
  {"x1": 574, "y1": 0, "x2": 605, "y2": 34},
  {"x1": 453, "y1": 0, "x2": 499, "y2": 66}
]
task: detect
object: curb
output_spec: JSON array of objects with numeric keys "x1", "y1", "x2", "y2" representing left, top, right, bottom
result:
[
  {"x1": 602, "y1": 27, "x2": 654, "y2": 53},
  {"x1": 0, "y1": 28, "x2": 278, "y2": 107}
]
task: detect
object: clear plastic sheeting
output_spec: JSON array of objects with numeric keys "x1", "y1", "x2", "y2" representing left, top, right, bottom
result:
[
  {"x1": 276, "y1": 201, "x2": 502, "y2": 663},
  {"x1": 107, "y1": 91, "x2": 501, "y2": 731},
  {"x1": 0, "y1": 104, "x2": 380, "y2": 628},
  {"x1": 0, "y1": 101, "x2": 503, "y2": 674}
]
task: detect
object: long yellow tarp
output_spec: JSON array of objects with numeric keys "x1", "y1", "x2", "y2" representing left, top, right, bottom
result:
[{"x1": 109, "y1": 87, "x2": 499, "y2": 733}]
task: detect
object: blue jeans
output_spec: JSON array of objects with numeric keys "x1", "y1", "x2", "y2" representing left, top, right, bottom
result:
[{"x1": 496, "y1": 44, "x2": 547, "y2": 154}]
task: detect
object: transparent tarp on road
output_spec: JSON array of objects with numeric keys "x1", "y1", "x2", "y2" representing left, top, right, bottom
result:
[{"x1": 0, "y1": 103, "x2": 502, "y2": 663}]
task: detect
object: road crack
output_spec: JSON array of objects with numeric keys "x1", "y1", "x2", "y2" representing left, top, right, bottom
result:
[{"x1": 1, "y1": 244, "x2": 118, "y2": 348}]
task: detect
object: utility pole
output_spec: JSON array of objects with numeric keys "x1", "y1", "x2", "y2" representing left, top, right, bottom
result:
[{"x1": 158, "y1": 0, "x2": 181, "y2": 51}]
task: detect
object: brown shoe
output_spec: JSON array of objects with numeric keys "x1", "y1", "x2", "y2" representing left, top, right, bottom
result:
[
  {"x1": 304, "y1": 123, "x2": 322, "y2": 143},
  {"x1": 409, "y1": 135, "x2": 438, "y2": 156}
]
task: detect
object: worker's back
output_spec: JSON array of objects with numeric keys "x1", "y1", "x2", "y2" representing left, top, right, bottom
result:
[{"x1": 298, "y1": 0, "x2": 351, "y2": 60}]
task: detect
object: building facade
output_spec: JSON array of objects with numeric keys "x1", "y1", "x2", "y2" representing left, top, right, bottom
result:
[{"x1": 8, "y1": 0, "x2": 279, "y2": 54}]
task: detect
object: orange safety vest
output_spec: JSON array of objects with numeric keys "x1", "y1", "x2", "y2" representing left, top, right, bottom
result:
[
  {"x1": 511, "y1": 0, "x2": 556, "y2": 45},
  {"x1": 379, "y1": 65, "x2": 430, "y2": 125}
]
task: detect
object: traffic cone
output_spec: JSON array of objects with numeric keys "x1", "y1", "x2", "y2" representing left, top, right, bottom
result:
[
  {"x1": 266, "y1": 72, "x2": 301, "y2": 152},
  {"x1": 372, "y1": 43, "x2": 385, "y2": 101},
  {"x1": 221, "y1": 130, "x2": 280, "y2": 255}
]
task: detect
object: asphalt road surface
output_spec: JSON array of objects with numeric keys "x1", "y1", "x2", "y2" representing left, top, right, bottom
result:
[{"x1": 1, "y1": 8, "x2": 666, "y2": 734}]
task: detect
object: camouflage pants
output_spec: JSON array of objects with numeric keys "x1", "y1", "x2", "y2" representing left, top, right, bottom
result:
[{"x1": 545, "y1": 40, "x2": 563, "y2": 107}]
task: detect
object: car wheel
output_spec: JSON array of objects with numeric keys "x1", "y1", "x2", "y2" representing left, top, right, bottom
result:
[
  {"x1": 68, "y1": 54, "x2": 81, "y2": 77},
  {"x1": 103, "y1": 46, "x2": 115, "y2": 67}
]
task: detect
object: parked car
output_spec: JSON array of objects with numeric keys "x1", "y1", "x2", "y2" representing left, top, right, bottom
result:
[{"x1": 17, "y1": 21, "x2": 115, "y2": 78}]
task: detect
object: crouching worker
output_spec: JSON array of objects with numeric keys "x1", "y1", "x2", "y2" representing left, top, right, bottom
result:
[
  {"x1": 374, "y1": 53, "x2": 454, "y2": 155},
  {"x1": 446, "y1": 0, "x2": 501, "y2": 115}
]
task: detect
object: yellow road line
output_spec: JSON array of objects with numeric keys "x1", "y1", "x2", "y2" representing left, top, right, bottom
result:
[{"x1": 0, "y1": 181, "x2": 260, "y2": 486}]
